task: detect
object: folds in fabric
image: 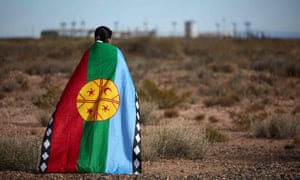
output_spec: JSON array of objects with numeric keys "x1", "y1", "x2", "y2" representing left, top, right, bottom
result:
[{"x1": 39, "y1": 42, "x2": 141, "y2": 174}]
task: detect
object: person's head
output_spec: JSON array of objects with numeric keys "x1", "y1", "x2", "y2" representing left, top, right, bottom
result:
[{"x1": 94, "y1": 26, "x2": 112, "y2": 43}]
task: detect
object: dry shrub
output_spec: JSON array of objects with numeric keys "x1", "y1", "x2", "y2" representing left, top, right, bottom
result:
[
  {"x1": 208, "y1": 62, "x2": 235, "y2": 73},
  {"x1": 37, "y1": 109, "x2": 53, "y2": 127},
  {"x1": 25, "y1": 59, "x2": 75, "y2": 75},
  {"x1": 250, "y1": 73, "x2": 276, "y2": 86},
  {"x1": 197, "y1": 65, "x2": 214, "y2": 84},
  {"x1": 2, "y1": 80, "x2": 19, "y2": 92},
  {"x1": 164, "y1": 109, "x2": 179, "y2": 118},
  {"x1": 203, "y1": 93, "x2": 239, "y2": 107},
  {"x1": 149, "y1": 123, "x2": 209, "y2": 160},
  {"x1": 32, "y1": 84, "x2": 61, "y2": 110},
  {"x1": 141, "y1": 79, "x2": 188, "y2": 109},
  {"x1": 245, "y1": 101, "x2": 266, "y2": 113},
  {"x1": 0, "y1": 136, "x2": 40, "y2": 171},
  {"x1": 202, "y1": 72, "x2": 272, "y2": 101},
  {"x1": 294, "y1": 133, "x2": 300, "y2": 144},
  {"x1": 201, "y1": 74, "x2": 246, "y2": 105},
  {"x1": 116, "y1": 38, "x2": 183, "y2": 59},
  {"x1": 253, "y1": 113, "x2": 300, "y2": 139},
  {"x1": 0, "y1": 38, "x2": 85, "y2": 76},
  {"x1": 0, "y1": 92, "x2": 5, "y2": 100},
  {"x1": 209, "y1": 116, "x2": 219, "y2": 123},
  {"x1": 140, "y1": 100, "x2": 159, "y2": 125},
  {"x1": 205, "y1": 125, "x2": 229, "y2": 143},
  {"x1": 1, "y1": 74, "x2": 28, "y2": 92},
  {"x1": 194, "y1": 113, "x2": 205, "y2": 121},
  {"x1": 292, "y1": 104, "x2": 300, "y2": 115},
  {"x1": 229, "y1": 110, "x2": 268, "y2": 131},
  {"x1": 251, "y1": 56, "x2": 300, "y2": 77}
]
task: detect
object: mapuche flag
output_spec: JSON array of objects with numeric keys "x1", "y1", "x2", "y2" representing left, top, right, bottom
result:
[{"x1": 39, "y1": 42, "x2": 141, "y2": 174}]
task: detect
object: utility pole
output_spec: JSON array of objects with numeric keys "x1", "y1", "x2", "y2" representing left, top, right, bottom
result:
[
  {"x1": 71, "y1": 21, "x2": 76, "y2": 37},
  {"x1": 215, "y1": 22, "x2": 220, "y2": 38},
  {"x1": 245, "y1": 21, "x2": 251, "y2": 38},
  {"x1": 81, "y1": 20, "x2": 85, "y2": 37},
  {"x1": 172, "y1": 21, "x2": 177, "y2": 37},
  {"x1": 222, "y1": 17, "x2": 226, "y2": 37},
  {"x1": 143, "y1": 19, "x2": 148, "y2": 33},
  {"x1": 60, "y1": 22, "x2": 67, "y2": 37},
  {"x1": 232, "y1": 22, "x2": 237, "y2": 38}
]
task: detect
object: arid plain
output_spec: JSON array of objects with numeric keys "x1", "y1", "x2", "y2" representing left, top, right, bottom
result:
[{"x1": 0, "y1": 37, "x2": 299, "y2": 179}]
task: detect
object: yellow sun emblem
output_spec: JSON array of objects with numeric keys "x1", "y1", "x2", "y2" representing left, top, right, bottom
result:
[{"x1": 76, "y1": 79, "x2": 120, "y2": 121}]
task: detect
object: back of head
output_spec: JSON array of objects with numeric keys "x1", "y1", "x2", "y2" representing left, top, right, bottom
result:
[{"x1": 94, "y1": 26, "x2": 112, "y2": 43}]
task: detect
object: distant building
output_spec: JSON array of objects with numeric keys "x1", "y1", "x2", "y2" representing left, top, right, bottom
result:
[
  {"x1": 41, "y1": 30, "x2": 59, "y2": 38},
  {"x1": 41, "y1": 29, "x2": 91, "y2": 38},
  {"x1": 185, "y1": 21, "x2": 197, "y2": 38},
  {"x1": 41, "y1": 28, "x2": 156, "y2": 38}
]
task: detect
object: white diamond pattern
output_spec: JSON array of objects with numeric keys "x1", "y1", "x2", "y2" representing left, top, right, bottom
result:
[
  {"x1": 134, "y1": 146, "x2": 140, "y2": 155},
  {"x1": 43, "y1": 139, "x2": 50, "y2": 149},
  {"x1": 40, "y1": 162, "x2": 47, "y2": 172},
  {"x1": 42, "y1": 152, "x2": 49, "y2": 160},
  {"x1": 135, "y1": 134, "x2": 141, "y2": 143},
  {"x1": 46, "y1": 128, "x2": 52, "y2": 136},
  {"x1": 134, "y1": 159, "x2": 140, "y2": 168},
  {"x1": 133, "y1": 92, "x2": 141, "y2": 173},
  {"x1": 49, "y1": 117, "x2": 53, "y2": 125}
]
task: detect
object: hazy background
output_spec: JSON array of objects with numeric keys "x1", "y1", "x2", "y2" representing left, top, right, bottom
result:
[{"x1": 1, "y1": 0, "x2": 300, "y2": 38}]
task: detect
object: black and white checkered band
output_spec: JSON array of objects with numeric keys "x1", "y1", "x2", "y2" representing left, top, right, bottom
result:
[
  {"x1": 39, "y1": 111, "x2": 55, "y2": 172},
  {"x1": 133, "y1": 92, "x2": 142, "y2": 174}
]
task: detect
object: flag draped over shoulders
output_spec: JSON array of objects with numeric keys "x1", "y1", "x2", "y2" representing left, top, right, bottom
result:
[{"x1": 39, "y1": 42, "x2": 141, "y2": 174}]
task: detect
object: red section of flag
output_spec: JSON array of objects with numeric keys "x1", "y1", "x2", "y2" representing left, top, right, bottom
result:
[{"x1": 47, "y1": 50, "x2": 89, "y2": 172}]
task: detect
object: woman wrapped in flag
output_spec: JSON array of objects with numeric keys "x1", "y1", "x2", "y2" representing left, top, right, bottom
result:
[{"x1": 39, "y1": 26, "x2": 141, "y2": 174}]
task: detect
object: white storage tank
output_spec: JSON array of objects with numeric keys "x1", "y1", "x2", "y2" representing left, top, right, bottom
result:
[{"x1": 185, "y1": 21, "x2": 197, "y2": 38}]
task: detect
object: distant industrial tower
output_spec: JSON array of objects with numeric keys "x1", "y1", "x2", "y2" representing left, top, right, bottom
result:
[{"x1": 185, "y1": 21, "x2": 197, "y2": 38}]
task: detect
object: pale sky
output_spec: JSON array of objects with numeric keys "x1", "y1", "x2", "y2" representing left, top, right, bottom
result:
[{"x1": 1, "y1": 0, "x2": 300, "y2": 37}]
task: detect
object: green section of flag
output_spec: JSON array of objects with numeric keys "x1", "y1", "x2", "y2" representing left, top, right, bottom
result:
[
  {"x1": 88, "y1": 43, "x2": 117, "y2": 81},
  {"x1": 78, "y1": 42, "x2": 117, "y2": 172},
  {"x1": 78, "y1": 122, "x2": 109, "y2": 172}
]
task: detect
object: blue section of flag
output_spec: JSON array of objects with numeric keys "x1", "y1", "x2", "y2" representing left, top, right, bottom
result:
[{"x1": 105, "y1": 48, "x2": 136, "y2": 174}]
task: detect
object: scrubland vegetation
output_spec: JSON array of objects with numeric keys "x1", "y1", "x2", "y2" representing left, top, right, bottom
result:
[{"x1": 0, "y1": 37, "x2": 299, "y2": 177}]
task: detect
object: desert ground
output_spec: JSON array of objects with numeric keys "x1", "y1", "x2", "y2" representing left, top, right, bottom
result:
[{"x1": 0, "y1": 37, "x2": 299, "y2": 179}]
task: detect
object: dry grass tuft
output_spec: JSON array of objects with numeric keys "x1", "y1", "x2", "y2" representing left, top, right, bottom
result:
[
  {"x1": 208, "y1": 62, "x2": 235, "y2": 73},
  {"x1": 140, "y1": 79, "x2": 188, "y2": 109},
  {"x1": 253, "y1": 113, "x2": 300, "y2": 139},
  {"x1": 229, "y1": 110, "x2": 268, "y2": 131},
  {"x1": 139, "y1": 100, "x2": 159, "y2": 125},
  {"x1": 0, "y1": 136, "x2": 40, "y2": 171},
  {"x1": 292, "y1": 104, "x2": 300, "y2": 115},
  {"x1": 209, "y1": 116, "x2": 219, "y2": 123},
  {"x1": 116, "y1": 37, "x2": 184, "y2": 59},
  {"x1": 32, "y1": 84, "x2": 61, "y2": 110},
  {"x1": 251, "y1": 56, "x2": 300, "y2": 78},
  {"x1": 194, "y1": 113, "x2": 205, "y2": 122},
  {"x1": 1, "y1": 73, "x2": 28, "y2": 92},
  {"x1": 0, "y1": 92, "x2": 5, "y2": 100},
  {"x1": 25, "y1": 59, "x2": 75, "y2": 75},
  {"x1": 294, "y1": 133, "x2": 300, "y2": 144},
  {"x1": 205, "y1": 125, "x2": 229, "y2": 143},
  {"x1": 147, "y1": 123, "x2": 209, "y2": 160},
  {"x1": 203, "y1": 93, "x2": 239, "y2": 107},
  {"x1": 37, "y1": 109, "x2": 53, "y2": 127},
  {"x1": 164, "y1": 109, "x2": 179, "y2": 118}
]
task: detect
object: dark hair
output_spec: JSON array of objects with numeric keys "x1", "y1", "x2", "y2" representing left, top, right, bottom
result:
[{"x1": 94, "y1": 26, "x2": 112, "y2": 42}]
